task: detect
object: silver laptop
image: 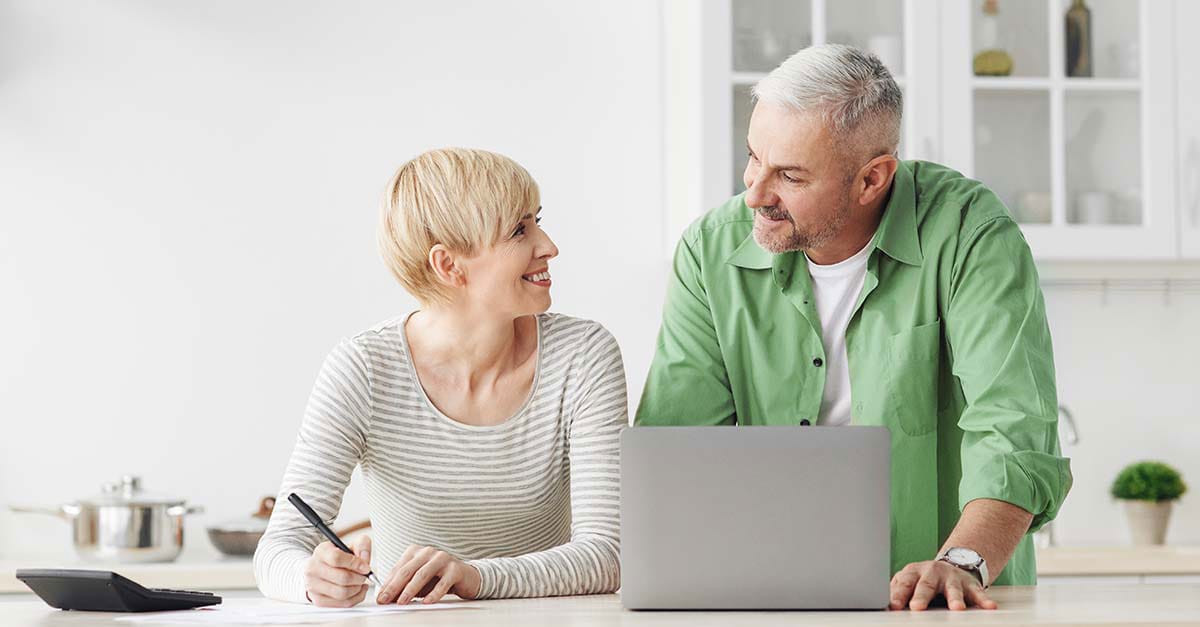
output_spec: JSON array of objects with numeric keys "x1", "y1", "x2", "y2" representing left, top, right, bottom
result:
[{"x1": 620, "y1": 426, "x2": 890, "y2": 610}]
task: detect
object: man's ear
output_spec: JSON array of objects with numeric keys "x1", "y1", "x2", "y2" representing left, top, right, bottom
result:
[
  {"x1": 428, "y1": 245, "x2": 465, "y2": 288},
  {"x1": 855, "y1": 154, "x2": 900, "y2": 208}
]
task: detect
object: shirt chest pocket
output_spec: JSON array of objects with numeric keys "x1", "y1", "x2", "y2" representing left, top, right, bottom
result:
[{"x1": 886, "y1": 319, "x2": 942, "y2": 436}]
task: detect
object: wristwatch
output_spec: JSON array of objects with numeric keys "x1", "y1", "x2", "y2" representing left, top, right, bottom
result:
[{"x1": 938, "y1": 547, "x2": 989, "y2": 589}]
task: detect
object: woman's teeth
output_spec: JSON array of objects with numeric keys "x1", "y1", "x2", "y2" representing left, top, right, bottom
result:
[{"x1": 523, "y1": 271, "x2": 551, "y2": 282}]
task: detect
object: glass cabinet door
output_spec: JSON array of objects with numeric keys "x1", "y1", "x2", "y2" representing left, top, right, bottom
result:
[
  {"x1": 1178, "y1": 0, "x2": 1200, "y2": 258},
  {"x1": 940, "y1": 0, "x2": 1176, "y2": 259}
]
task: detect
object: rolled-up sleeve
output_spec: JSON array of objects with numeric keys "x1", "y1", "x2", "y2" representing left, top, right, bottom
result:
[{"x1": 945, "y1": 214, "x2": 1072, "y2": 532}]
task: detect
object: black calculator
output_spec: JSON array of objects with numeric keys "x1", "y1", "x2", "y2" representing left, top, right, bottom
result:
[{"x1": 15, "y1": 569, "x2": 222, "y2": 612}]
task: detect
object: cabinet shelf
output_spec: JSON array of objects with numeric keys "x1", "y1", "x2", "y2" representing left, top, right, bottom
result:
[
  {"x1": 972, "y1": 77, "x2": 1141, "y2": 92},
  {"x1": 733, "y1": 71, "x2": 907, "y2": 88}
]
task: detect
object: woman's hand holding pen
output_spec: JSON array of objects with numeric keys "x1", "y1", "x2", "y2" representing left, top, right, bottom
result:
[
  {"x1": 376, "y1": 544, "x2": 481, "y2": 605},
  {"x1": 303, "y1": 535, "x2": 374, "y2": 607}
]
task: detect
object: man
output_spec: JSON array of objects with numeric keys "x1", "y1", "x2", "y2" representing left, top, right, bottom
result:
[{"x1": 636, "y1": 44, "x2": 1072, "y2": 612}]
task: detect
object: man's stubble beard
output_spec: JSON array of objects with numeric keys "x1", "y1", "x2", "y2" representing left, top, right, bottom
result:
[{"x1": 751, "y1": 198, "x2": 852, "y2": 255}]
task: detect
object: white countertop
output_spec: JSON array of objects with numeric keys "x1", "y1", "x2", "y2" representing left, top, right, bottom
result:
[
  {"x1": 5, "y1": 546, "x2": 1197, "y2": 594},
  {"x1": 1, "y1": 585, "x2": 1199, "y2": 626},
  {"x1": 0, "y1": 557, "x2": 256, "y2": 594},
  {"x1": 1037, "y1": 545, "x2": 1200, "y2": 576}
]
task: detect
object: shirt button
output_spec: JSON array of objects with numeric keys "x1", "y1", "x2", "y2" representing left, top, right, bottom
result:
[
  {"x1": 800, "y1": 419, "x2": 811, "y2": 426},
  {"x1": 813, "y1": 357, "x2": 823, "y2": 367}
]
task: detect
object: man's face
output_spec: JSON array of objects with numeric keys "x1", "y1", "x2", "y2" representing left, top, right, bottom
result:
[{"x1": 743, "y1": 101, "x2": 857, "y2": 254}]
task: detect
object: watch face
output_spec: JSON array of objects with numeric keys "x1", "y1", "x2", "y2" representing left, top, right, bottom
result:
[{"x1": 946, "y1": 547, "x2": 981, "y2": 565}]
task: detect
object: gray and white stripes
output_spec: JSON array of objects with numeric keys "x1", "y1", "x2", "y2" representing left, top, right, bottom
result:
[{"x1": 253, "y1": 313, "x2": 627, "y2": 603}]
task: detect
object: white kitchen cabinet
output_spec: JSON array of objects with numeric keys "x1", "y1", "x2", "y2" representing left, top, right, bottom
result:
[
  {"x1": 1176, "y1": 0, "x2": 1200, "y2": 258},
  {"x1": 940, "y1": 0, "x2": 1178, "y2": 260},
  {"x1": 666, "y1": 0, "x2": 1192, "y2": 260}
]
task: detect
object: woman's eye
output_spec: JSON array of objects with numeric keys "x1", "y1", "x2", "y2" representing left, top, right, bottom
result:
[{"x1": 512, "y1": 216, "x2": 542, "y2": 238}]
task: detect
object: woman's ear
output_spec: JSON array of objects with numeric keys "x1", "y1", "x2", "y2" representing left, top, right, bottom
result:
[{"x1": 428, "y1": 245, "x2": 465, "y2": 288}]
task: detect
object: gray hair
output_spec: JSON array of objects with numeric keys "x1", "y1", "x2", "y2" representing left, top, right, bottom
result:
[{"x1": 752, "y1": 44, "x2": 903, "y2": 160}]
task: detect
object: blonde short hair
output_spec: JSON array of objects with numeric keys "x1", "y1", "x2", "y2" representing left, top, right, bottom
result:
[{"x1": 378, "y1": 148, "x2": 540, "y2": 305}]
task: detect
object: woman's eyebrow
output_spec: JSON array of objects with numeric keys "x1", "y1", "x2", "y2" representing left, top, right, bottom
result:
[{"x1": 519, "y1": 206, "x2": 544, "y2": 221}]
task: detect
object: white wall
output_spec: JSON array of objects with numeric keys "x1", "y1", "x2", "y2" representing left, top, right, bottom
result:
[
  {"x1": 1041, "y1": 279, "x2": 1200, "y2": 546},
  {"x1": 1, "y1": 0, "x2": 1195, "y2": 564},
  {"x1": 0, "y1": 0, "x2": 666, "y2": 560}
]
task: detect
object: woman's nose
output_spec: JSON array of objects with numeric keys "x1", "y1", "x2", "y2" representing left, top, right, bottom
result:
[{"x1": 538, "y1": 230, "x2": 559, "y2": 260}]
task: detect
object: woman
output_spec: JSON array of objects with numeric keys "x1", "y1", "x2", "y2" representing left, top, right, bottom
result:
[{"x1": 254, "y1": 148, "x2": 626, "y2": 607}]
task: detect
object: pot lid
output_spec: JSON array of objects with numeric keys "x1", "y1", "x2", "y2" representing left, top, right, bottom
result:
[
  {"x1": 208, "y1": 496, "x2": 275, "y2": 533},
  {"x1": 77, "y1": 475, "x2": 186, "y2": 506}
]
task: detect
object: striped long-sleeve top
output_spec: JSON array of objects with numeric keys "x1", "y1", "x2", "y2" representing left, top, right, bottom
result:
[{"x1": 253, "y1": 312, "x2": 627, "y2": 602}]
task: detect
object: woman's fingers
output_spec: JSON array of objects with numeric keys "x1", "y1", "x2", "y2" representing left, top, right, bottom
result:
[
  {"x1": 375, "y1": 546, "x2": 466, "y2": 605},
  {"x1": 304, "y1": 541, "x2": 371, "y2": 607},
  {"x1": 324, "y1": 566, "x2": 368, "y2": 587},
  {"x1": 306, "y1": 577, "x2": 364, "y2": 603},
  {"x1": 309, "y1": 583, "x2": 368, "y2": 608},
  {"x1": 316, "y1": 541, "x2": 370, "y2": 574},
  {"x1": 348, "y1": 583, "x2": 369, "y2": 606},
  {"x1": 397, "y1": 555, "x2": 448, "y2": 604},
  {"x1": 352, "y1": 535, "x2": 373, "y2": 570},
  {"x1": 378, "y1": 548, "x2": 430, "y2": 604},
  {"x1": 421, "y1": 569, "x2": 458, "y2": 605}
]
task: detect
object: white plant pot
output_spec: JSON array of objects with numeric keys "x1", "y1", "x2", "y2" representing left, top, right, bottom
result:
[{"x1": 1122, "y1": 500, "x2": 1173, "y2": 545}]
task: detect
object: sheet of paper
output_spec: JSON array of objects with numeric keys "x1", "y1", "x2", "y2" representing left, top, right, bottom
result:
[{"x1": 114, "y1": 598, "x2": 479, "y2": 625}]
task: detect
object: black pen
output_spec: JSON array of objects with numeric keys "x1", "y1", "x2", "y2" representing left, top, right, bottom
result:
[{"x1": 287, "y1": 492, "x2": 383, "y2": 588}]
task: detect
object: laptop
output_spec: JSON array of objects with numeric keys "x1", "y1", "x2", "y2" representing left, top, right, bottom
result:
[{"x1": 620, "y1": 425, "x2": 890, "y2": 610}]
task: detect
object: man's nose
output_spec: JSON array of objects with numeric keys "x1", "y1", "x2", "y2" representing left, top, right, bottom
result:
[{"x1": 744, "y1": 174, "x2": 774, "y2": 209}]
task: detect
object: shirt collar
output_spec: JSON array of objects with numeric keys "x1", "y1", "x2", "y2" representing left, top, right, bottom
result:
[
  {"x1": 725, "y1": 225, "x2": 774, "y2": 269},
  {"x1": 873, "y1": 159, "x2": 923, "y2": 267},
  {"x1": 725, "y1": 160, "x2": 923, "y2": 270}
]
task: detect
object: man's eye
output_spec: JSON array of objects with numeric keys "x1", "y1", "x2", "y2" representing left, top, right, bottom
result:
[{"x1": 781, "y1": 172, "x2": 800, "y2": 183}]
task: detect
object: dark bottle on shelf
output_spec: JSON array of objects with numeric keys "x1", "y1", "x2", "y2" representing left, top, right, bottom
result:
[{"x1": 1065, "y1": 0, "x2": 1093, "y2": 77}]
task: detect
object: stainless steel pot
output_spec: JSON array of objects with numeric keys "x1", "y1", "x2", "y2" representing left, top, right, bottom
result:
[{"x1": 10, "y1": 475, "x2": 203, "y2": 563}]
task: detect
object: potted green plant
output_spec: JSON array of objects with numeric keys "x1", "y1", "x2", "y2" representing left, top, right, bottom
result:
[{"x1": 1111, "y1": 461, "x2": 1188, "y2": 545}]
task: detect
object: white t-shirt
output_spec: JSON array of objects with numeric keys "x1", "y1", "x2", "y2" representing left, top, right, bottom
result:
[{"x1": 805, "y1": 239, "x2": 873, "y2": 426}]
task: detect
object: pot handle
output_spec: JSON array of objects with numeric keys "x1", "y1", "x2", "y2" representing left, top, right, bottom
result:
[
  {"x1": 166, "y1": 505, "x2": 205, "y2": 517},
  {"x1": 9, "y1": 504, "x2": 80, "y2": 519}
]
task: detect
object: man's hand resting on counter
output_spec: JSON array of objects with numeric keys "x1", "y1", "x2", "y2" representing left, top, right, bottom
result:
[
  {"x1": 889, "y1": 559, "x2": 997, "y2": 611},
  {"x1": 890, "y1": 498, "x2": 1034, "y2": 611}
]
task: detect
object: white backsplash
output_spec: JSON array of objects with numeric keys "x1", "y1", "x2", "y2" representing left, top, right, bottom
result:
[{"x1": 1042, "y1": 279, "x2": 1200, "y2": 546}]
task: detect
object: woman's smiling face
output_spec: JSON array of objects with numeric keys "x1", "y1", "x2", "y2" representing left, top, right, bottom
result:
[{"x1": 453, "y1": 207, "x2": 559, "y2": 318}]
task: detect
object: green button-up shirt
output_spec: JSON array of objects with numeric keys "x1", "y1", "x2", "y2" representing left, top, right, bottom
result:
[{"x1": 635, "y1": 160, "x2": 1072, "y2": 585}]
